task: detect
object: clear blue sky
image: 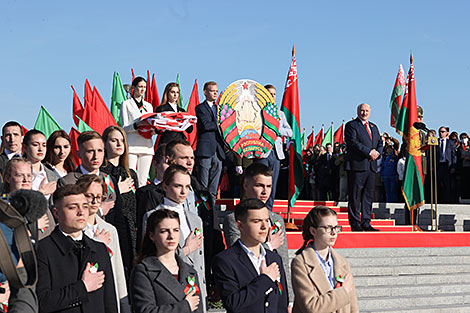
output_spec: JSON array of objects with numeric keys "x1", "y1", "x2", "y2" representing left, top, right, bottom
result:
[{"x1": 1, "y1": 0, "x2": 469, "y2": 138}]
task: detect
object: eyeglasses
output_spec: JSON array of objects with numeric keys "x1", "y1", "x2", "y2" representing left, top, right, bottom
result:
[
  {"x1": 315, "y1": 225, "x2": 342, "y2": 233},
  {"x1": 13, "y1": 174, "x2": 33, "y2": 181},
  {"x1": 84, "y1": 193, "x2": 103, "y2": 203},
  {"x1": 439, "y1": 130, "x2": 446, "y2": 133}
]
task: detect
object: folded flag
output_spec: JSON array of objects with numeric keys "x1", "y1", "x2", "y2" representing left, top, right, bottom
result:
[{"x1": 138, "y1": 112, "x2": 197, "y2": 139}]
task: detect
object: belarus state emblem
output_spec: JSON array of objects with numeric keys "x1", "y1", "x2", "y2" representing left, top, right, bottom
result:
[{"x1": 218, "y1": 79, "x2": 280, "y2": 158}]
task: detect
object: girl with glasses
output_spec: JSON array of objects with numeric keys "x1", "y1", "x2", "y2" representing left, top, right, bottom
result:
[{"x1": 291, "y1": 206, "x2": 358, "y2": 313}]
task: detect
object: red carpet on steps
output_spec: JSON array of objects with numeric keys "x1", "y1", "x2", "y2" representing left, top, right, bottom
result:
[{"x1": 216, "y1": 199, "x2": 470, "y2": 249}]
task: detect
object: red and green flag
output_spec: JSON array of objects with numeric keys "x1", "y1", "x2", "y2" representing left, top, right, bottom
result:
[
  {"x1": 396, "y1": 53, "x2": 425, "y2": 211},
  {"x1": 390, "y1": 64, "x2": 406, "y2": 129},
  {"x1": 34, "y1": 106, "x2": 61, "y2": 138},
  {"x1": 334, "y1": 122, "x2": 344, "y2": 144},
  {"x1": 280, "y1": 45, "x2": 304, "y2": 209},
  {"x1": 110, "y1": 72, "x2": 127, "y2": 126},
  {"x1": 322, "y1": 123, "x2": 333, "y2": 147},
  {"x1": 314, "y1": 125, "x2": 323, "y2": 145},
  {"x1": 306, "y1": 127, "x2": 314, "y2": 149}
]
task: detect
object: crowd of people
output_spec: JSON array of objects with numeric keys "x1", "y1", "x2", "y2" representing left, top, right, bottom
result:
[
  {"x1": 302, "y1": 121, "x2": 470, "y2": 206},
  {"x1": 0, "y1": 76, "x2": 465, "y2": 313}
]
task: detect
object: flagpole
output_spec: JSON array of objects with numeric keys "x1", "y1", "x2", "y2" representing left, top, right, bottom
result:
[
  {"x1": 331, "y1": 121, "x2": 334, "y2": 144},
  {"x1": 342, "y1": 120, "x2": 345, "y2": 143}
]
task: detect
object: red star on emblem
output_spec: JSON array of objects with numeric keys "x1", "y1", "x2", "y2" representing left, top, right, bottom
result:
[{"x1": 242, "y1": 82, "x2": 249, "y2": 90}]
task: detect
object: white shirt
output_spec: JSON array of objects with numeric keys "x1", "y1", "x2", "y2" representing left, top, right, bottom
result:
[
  {"x1": 86, "y1": 222, "x2": 99, "y2": 236},
  {"x1": 80, "y1": 164, "x2": 99, "y2": 176},
  {"x1": 239, "y1": 240, "x2": 266, "y2": 275},
  {"x1": 4, "y1": 148, "x2": 21, "y2": 160},
  {"x1": 169, "y1": 102, "x2": 178, "y2": 112},
  {"x1": 59, "y1": 227, "x2": 84, "y2": 241},
  {"x1": 32, "y1": 163, "x2": 48, "y2": 193}
]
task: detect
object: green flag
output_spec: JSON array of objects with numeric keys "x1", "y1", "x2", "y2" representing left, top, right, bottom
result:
[
  {"x1": 110, "y1": 72, "x2": 127, "y2": 126},
  {"x1": 34, "y1": 106, "x2": 61, "y2": 138},
  {"x1": 176, "y1": 73, "x2": 184, "y2": 109},
  {"x1": 75, "y1": 115, "x2": 94, "y2": 132},
  {"x1": 301, "y1": 129, "x2": 305, "y2": 150},
  {"x1": 321, "y1": 124, "x2": 333, "y2": 146}
]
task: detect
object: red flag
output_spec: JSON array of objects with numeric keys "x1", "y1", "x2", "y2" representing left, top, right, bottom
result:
[
  {"x1": 131, "y1": 68, "x2": 135, "y2": 82},
  {"x1": 151, "y1": 74, "x2": 160, "y2": 111},
  {"x1": 185, "y1": 79, "x2": 199, "y2": 149},
  {"x1": 71, "y1": 85, "x2": 84, "y2": 127},
  {"x1": 390, "y1": 64, "x2": 406, "y2": 128},
  {"x1": 334, "y1": 123, "x2": 344, "y2": 144},
  {"x1": 69, "y1": 127, "x2": 81, "y2": 165},
  {"x1": 145, "y1": 70, "x2": 152, "y2": 104},
  {"x1": 83, "y1": 86, "x2": 117, "y2": 134},
  {"x1": 314, "y1": 127, "x2": 323, "y2": 145},
  {"x1": 84, "y1": 79, "x2": 93, "y2": 109},
  {"x1": 306, "y1": 128, "x2": 314, "y2": 149}
]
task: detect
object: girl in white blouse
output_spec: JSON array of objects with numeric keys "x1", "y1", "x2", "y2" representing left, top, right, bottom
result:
[{"x1": 120, "y1": 76, "x2": 155, "y2": 187}]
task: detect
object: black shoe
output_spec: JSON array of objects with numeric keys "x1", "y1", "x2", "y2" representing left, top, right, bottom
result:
[
  {"x1": 351, "y1": 225, "x2": 364, "y2": 232},
  {"x1": 362, "y1": 224, "x2": 380, "y2": 232}
]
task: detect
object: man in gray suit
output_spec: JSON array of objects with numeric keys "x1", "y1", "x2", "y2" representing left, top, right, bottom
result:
[
  {"x1": 253, "y1": 85, "x2": 292, "y2": 211},
  {"x1": 223, "y1": 163, "x2": 292, "y2": 308}
]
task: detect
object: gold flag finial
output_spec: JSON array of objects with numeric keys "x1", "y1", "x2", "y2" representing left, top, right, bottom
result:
[
  {"x1": 410, "y1": 50, "x2": 413, "y2": 64},
  {"x1": 292, "y1": 44, "x2": 295, "y2": 57}
]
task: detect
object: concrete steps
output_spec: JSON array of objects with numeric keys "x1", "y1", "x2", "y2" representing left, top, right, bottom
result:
[{"x1": 336, "y1": 247, "x2": 470, "y2": 312}]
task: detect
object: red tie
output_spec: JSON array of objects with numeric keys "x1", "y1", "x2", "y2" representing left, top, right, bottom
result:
[{"x1": 365, "y1": 122, "x2": 372, "y2": 140}]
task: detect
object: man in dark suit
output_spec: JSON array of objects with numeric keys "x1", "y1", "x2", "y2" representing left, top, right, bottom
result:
[
  {"x1": 36, "y1": 185, "x2": 118, "y2": 313},
  {"x1": 344, "y1": 103, "x2": 383, "y2": 231},
  {"x1": 195, "y1": 81, "x2": 225, "y2": 210},
  {"x1": 213, "y1": 198, "x2": 288, "y2": 313},
  {"x1": 222, "y1": 163, "x2": 292, "y2": 306},
  {"x1": 57, "y1": 131, "x2": 131, "y2": 269},
  {"x1": 0, "y1": 121, "x2": 24, "y2": 192},
  {"x1": 436, "y1": 126, "x2": 457, "y2": 203}
]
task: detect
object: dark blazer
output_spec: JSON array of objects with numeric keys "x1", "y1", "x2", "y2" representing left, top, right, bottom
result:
[
  {"x1": 155, "y1": 103, "x2": 193, "y2": 145},
  {"x1": 344, "y1": 118, "x2": 383, "y2": 173},
  {"x1": 212, "y1": 240, "x2": 288, "y2": 313},
  {"x1": 130, "y1": 255, "x2": 203, "y2": 313},
  {"x1": 36, "y1": 228, "x2": 118, "y2": 313},
  {"x1": 135, "y1": 182, "x2": 164, "y2": 247},
  {"x1": 194, "y1": 100, "x2": 225, "y2": 160},
  {"x1": 436, "y1": 138, "x2": 457, "y2": 168}
]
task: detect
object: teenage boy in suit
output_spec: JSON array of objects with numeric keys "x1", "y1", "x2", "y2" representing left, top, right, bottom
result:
[
  {"x1": 36, "y1": 184, "x2": 117, "y2": 313},
  {"x1": 213, "y1": 198, "x2": 288, "y2": 313}
]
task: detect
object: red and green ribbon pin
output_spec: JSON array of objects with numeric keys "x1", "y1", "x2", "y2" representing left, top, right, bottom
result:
[
  {"x1": 270, "y1": 219, "x2": 282, "y2": 235},
  {"x1": 335, "y1": 274, "x2": 345, "y2": 289},
  {"x1": 184, "y1": 276, "x2": 200, "y2": 295}
]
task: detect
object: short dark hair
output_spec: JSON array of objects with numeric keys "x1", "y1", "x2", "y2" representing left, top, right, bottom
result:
[
  {"x1": 2, "y1": 121, "x2": 23, "y2": 136},
  {"x1": 162, "y1": 164, "x2": 190, "y2": 185},
  {"x1": 234, "y1": 198, "x2": 267, "y2": 222},
  {"x1": 77, "y1": 131, "x2": 103, "y2": 147},
  {"x1": 439, "y1": 126, "x2": 450, "y2": 132},
  {"x1": 203, "y1": 81, "x2": 218, "y2": 91},
  {"x1": 53, "y1": 184, "x2": 84, "y2": 206},
  {"x1": 264, "y1": 84, "x2": 276, "y2": 90},
  {"x1": 153, "y1": 143, "x2": 167, "y2": 165},
  {"x1": 132, "y1": 76, "x2": 146, "y2": 88},
  {"x1": 242, "y1": 163, "x2": 273, "y2": 184},
  {"x1": 165, "y1": 139, "x2": 191, "y2": 161}
]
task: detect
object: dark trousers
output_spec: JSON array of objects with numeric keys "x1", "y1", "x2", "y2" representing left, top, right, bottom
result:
[
  {"x1": 437, "y1": 162, "x2": 451, "y2": 203},
  {"x1": 253, "y1": 151, "x2": 280, "y2": 211},
  {"x1": 347, "y1": 170, "x2": 375, "y2": 227}
]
